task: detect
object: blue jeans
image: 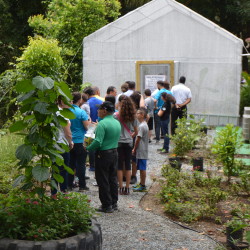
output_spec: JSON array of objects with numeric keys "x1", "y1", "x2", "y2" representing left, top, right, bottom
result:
[
  {"x1": 51, "y1": 152, "x2": 70, "y2": 195},
  {"x1": 160, "y1": 118, "x2": 170, "y2": 150},
  {"x1": 68, "y1": 143, "x2": 87, "y2": 188},
  {"x1": 154, "y1": 112, "x2": 161, "y2": 141}
]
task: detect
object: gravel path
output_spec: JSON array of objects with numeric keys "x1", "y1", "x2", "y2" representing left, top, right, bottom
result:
[{"x1": 84, "y1": 139, "x2": 218, "y2": 250}]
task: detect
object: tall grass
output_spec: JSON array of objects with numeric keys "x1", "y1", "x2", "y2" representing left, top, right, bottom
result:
[{"x1": 0, "y1": 130, "x2": 24, "y2": 193}]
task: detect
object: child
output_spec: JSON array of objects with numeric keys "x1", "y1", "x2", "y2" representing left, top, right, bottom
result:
[
  {"x1": 81, "y1": 93, "x2": 91, "y2": 121},
  {"x1": 132, "y1": 107, "x2": 149, "y2": 192},
  {"x1": 144, "y1": 89, "x2": 154, "y2": 143}
]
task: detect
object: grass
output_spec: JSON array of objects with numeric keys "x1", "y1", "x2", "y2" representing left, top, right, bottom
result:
[{"x1": 0, "y1": 130, "x2": 23, "y2": 193}]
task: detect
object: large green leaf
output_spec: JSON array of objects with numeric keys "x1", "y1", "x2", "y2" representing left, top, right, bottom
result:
[
  {"x1": 32, "y1": 76, "x2": 54, "y2": 91},
  {"x1": 9, "y1": 120, "x2": 27, "y2": 132},
  {"x1": 58, "y1": 81, "x2": 72, "y2": 99},
  {"x1": 17, "y1": 90, "x2": 35, "y2": 102},
  {"x1": 53, "y1": 173, "x2": 64, "y2": 183},
  {"x1": 64, "y1": 165, "x2": 74, "y2": 175},
  {"x1": 32, "y1": 165, "x2": 50, "y2": 182},
  {"x1": 60, "y1": 108, "x2": 76, "y2": 119},
  {"x1": 13, "y1": 175, "x2": 26, "y2": 187},
  {"x1": 15, "y1": 144, "x2": 33, "y2": 162},
  {"x1": 15, "y1": 79, "x2": 35, "y2": 93},
  {"x1": 34, "y1": 102, "x2": 50, "y2": 114}
]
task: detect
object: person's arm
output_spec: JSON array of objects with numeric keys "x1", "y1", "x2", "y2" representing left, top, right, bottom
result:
[
  {"x1": 82, "y1": 120, "x2": 90, "y2": 130},
  {"x1": 158, "y1": 109, "x2": 164, "y2": 117},
  {"x1": 178, "y1": 98, "x2": 191, "y2": 108},
  {"x1": 131, "y1": 125, "x2": 138, "y2": 138},
  {"x1": 132, "y1": 136, "x2": 141, "y2": 155},
  {"x1": 139, "y1": 94, "x2": 145, "y2": 108},
  {"x1": 87, "y1": 123, "x2": 104, "y2": 151},
  {"x1": 63, "y1": 121, "x2": 74, "y2": 149}
]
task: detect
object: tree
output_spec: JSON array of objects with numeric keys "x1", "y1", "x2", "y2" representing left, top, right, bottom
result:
[
  {"x1": 29, "y1": 0, "x2": 121, "y2": 89},
  {"x1": 119, "y1": 0, "x2": 151, "y2": 15},
  {"x1": 0, "y1": 0, "x2": 46, "y2": 74}
]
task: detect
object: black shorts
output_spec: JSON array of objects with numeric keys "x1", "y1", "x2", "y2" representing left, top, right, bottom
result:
[
  {"x1": 117, "y1": 143, "x2": 132, "y2": 170},
  {"x1": 147, "y1": 117, "x2": 153, "y2": 130}
]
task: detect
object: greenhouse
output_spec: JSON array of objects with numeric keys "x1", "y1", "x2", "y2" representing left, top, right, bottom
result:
[{"x1": 83, "y1": 0, "x2": 243, "y2": 125}]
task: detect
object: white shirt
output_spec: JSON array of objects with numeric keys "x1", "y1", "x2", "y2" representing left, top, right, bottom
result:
[
  {"x1": 123, "y1": 89, "x2": 134, "y2": 97},
  {"x1": 151, "y1": 89, "x2": 159, "y2": 98},
  {"x1": 171, "y1": 83, "x2": 192, "y2": 105}
]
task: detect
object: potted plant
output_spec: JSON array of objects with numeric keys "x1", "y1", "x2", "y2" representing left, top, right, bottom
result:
[
  {"x1": 168, "y1": 154, "x2": 182, "y2": 171},
  {"x1": 225, "y1": 217, "x2": 248, "y2": 249},
  {"x1": 0, "y1": 76, "x2": 102, "y2": 249}
]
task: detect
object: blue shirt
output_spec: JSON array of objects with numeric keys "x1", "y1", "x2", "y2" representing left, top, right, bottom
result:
[
  {"x1": 70, "y1": 105, "x2": 88, "y2": 143},
  {"x1": 88, "y1": 97, "x2": 103, "y2": 122},
  {"x1": 154, "y1": 88, "x2": 173, "y2": 111}
]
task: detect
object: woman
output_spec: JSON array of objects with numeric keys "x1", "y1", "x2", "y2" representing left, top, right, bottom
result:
[
  {"x1": 114, "y1": 95, "x2": 138, "y2": 195},
  {"x1": 157, "y1": 92, "x2": 176, "y2": 154}
]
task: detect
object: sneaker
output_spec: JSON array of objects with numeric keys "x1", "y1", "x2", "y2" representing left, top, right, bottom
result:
[
  {"x1": 67, "y1": 186, "x2": 73, "y2": 191},
  {"x1": 89, "y1": 167, "x2": 95, "y2": 172},
  {"x1": 149, "y1": 139, "x2": 152, "y2": 143},
  {"x1": 157, "y1": 148, "x2": 164, "y2": 152},
  {"x1": 119, "y1": 187, "x2": 124, "y2": 195},
  {"x1": 85, "y1": 176, "x2": 90, "y2": 180},
  {"x1": 130, "y1": 176, "x2": 137, "y2": 185},
  {"x1": 92, "y1": 182, "x2": 98, "y2": 186},
  {"x1": 132, "y1": 183, "x2": 140, "y2": 188},
  {"x1": 79, "y1": 186, "x2": 89, "y2": 192},
  {"x1": 160, "y1": 149, "x2": 169, "y2": 154},
  {"x1": 155, "y1": 140, "x2": 160, "y2": 144},
  {"x1": 133, "y1": 184, "x2": 147, "y2": 192},
  {"x1": 96, "y1": 206, "x2": 114, "y2": 213}
]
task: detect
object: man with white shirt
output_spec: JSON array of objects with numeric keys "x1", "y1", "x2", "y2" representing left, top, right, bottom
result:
[
  {"x1": 171, "y1": 76, "x2": 192, "y2": 135},
  {"x1": 124, "y1": 81, "x2": 135, "y2": 97}
]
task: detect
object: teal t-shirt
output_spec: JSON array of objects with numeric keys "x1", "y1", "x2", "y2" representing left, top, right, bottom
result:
[
  {"x1": 70, "y1": 104, "x2": 88, "y2": 143},
  {"x1": 154, "y1": 88, "x2": 172, "y2": 111}
]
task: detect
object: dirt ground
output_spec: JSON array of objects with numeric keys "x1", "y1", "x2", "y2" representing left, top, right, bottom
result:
[{"x1": 140, "y1": 181, "x2": 230, "y2": 247}]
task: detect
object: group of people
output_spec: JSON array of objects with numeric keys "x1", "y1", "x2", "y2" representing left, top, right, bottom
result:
[{"x1": 53, "y1": 77, "x2": 192, "y2": 213}]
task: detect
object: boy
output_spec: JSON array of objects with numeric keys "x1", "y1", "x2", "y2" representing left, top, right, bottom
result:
[{"x1": 132, "y1": 108, "x2": 149, "y2": 192}]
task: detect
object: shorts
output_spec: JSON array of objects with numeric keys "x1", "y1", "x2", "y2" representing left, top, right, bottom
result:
[
  {"x1": 117, "y1": 143, "x2": 132, "y2": 170},
  {"x1": 147, "y1": 117, "x2": 153, "y2": 130},
  {"x1": 137, "y1": 159, "x2": 147, "y2": 171}
]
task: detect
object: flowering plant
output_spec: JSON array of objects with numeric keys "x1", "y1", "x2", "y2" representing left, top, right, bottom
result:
[{"x1": 0, "y1": 191, "x2": 95, "y2": 241}]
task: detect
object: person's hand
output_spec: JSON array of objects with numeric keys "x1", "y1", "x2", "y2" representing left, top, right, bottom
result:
[
  {"x1": 132, "y1": 148, "x2": 136, "y2": 155},
  {"x1": 69, "y1": 141, "x2": 74, "y2": 150}
]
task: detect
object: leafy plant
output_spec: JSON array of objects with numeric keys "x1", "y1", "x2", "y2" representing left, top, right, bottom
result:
[
  {"x1": 0, "y1": 191, "x2": 95, "y2": 240},
  {"x1": 171, "y1": 115, "x2": 205, "y2": 156},
  {"x1": 212, "y1": 124, "x2": 243, "y2": 183},
  {"x1": 240, "y1": 72, "x2": 250, "y2": 116},
  {"x1": 9, "y1": 76, "x2": 74, "y2": 196},
  {"x1": 16, "y1": 36, "x2": 63, "y2": 80}
]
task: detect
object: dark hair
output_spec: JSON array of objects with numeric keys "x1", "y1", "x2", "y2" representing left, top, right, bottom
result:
[
  {"x1": 106, "y1": 86, "x2": 116, "y2": 94},
  {"x1": 137, "y1": 107, "x2": 147, "y2": 119},
  {"x1": 144, "y1": 89, "x2": 151, "y2": 96},
  {"x1": 105, "y1": 95, "x2": 116, "y2": 106},
  {"x1": 83, "y1": 87, "x2": 94, "y2": 96},
  {"x1": 118, "y1": 95, "x2": 136, "y2": 122},
  {"x1": 82, "y1": 93, "x2": 88, "y2": 102},
  {"x1": 157, "y1": 80, "x2": 164, "y2": 87},
  {"x1": 163, "y1": 81, "x2": 170, "y2": 90},
  {"x1": 72, "y1": 92, "x2": 82, "y2": 104},
  {"x1": 121, "y1": 83, "x2": 129, "y2": 93},
  {"x1": 179, "y1": 76, "x2": 186, "y2": 84},
  {"x1": 125, "y1": 81, "x2": 135, "y2": 90},
  {"x1": 92, "y1": 86, "x2": 100, "y2": 95},
  {"x1": 130, "y1": 91, "x2": 141, "y2": 110},
  {"x1": 161, "y1": 92, "x2": 176, "y2": 103}
]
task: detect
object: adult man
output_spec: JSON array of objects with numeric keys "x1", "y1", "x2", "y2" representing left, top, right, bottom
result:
[
  {"x1": 153, "y1": 81, "x2": 172, "y2": 143},
  {"x1": 106, "y1": 86, "x2": 117, "y2": 97},
  {"x1": 68, "y1": 92, "x2": 90, "y2": 191},
  {"x1": 124, "y1": 81, "x2": 135, "y2": 97},
  {"x1": 171, "y1": 76, "x2": 192, "y2": 135},
  {"x1": 87, "y1": 101, "x2": 121, "y2": 213},
  {"x1": 93, "y1": 86, "x2": 105, "y2": 101}
]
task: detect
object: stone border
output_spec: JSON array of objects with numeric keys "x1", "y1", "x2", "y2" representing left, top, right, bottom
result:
[{"x1": 0, "y1": 219, "x2": 102, "y2": 250}]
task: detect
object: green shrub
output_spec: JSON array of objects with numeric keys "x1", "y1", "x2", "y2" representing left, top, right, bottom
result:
[
  {"x1": 240, "y1": 72, "x2": 250, "y2": 116},
  {"x1": 16, "y1": 36, "x2": 63, "y2": 79},
  {"x1": 171, "y1": 115, "x2": 205, "y2": 156},
  {"x1": 0, "y1": 192, "x2": 95, "y2": 240},
  {"x1": 212, "y1": 124, "x2": 243, "y2": 183}
]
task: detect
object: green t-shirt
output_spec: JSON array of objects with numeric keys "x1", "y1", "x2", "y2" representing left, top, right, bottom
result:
[{"x1": 87, "y1": 115, "x2": 121, "y2": 151}]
